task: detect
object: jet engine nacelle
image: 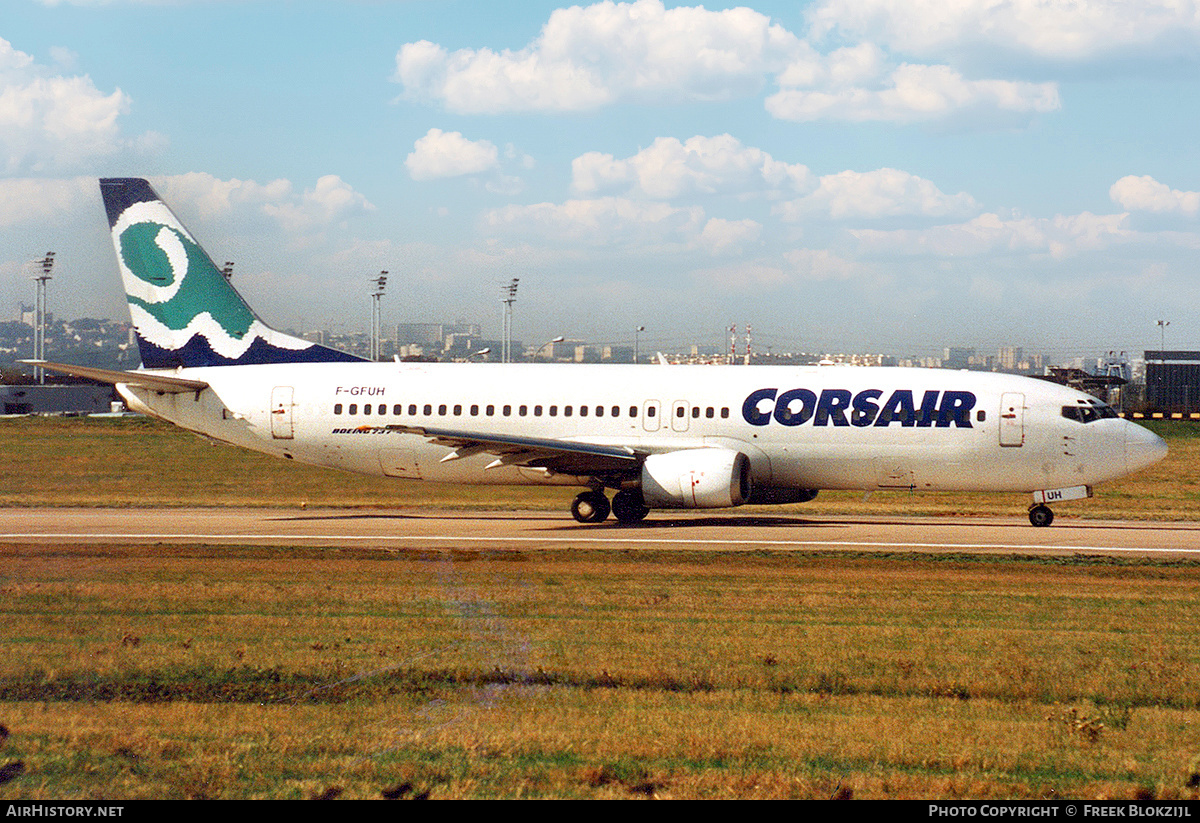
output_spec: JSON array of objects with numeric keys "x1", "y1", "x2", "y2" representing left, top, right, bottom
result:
[{"x1": 641, "y1": 448, "x2": 751, "y2": 509}]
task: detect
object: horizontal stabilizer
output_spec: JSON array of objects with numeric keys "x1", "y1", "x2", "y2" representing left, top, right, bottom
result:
[{"x1": 19, "y1": 360, "x2": 209, "y2": 394}]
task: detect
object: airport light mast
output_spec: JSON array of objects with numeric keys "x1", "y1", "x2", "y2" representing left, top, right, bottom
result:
[
  {"x1": 535, "y1": 335, "x2": 565, "y2": 360},
  {"x1": 635, "y1": 325, "x2": 644, "y2": 364},
  {"x1": 370, "y1": 271, "x2": 388, "y2": 361},
  {"x1": 1156, "y1": 319, "x2": 1170, "y2": 363},
  {"x1": 501, "y1": 277, "x2": 519, "y2": 363},
  {"x1": 32, "y1": 251, "x2": 54, "y2": 384}
]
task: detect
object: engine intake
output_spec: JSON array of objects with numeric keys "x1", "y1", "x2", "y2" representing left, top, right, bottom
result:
[{"x1": 641, "y1": 448, "x2": 751, "y2": 509}]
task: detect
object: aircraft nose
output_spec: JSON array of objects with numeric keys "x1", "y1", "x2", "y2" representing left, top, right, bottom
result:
[{"x1": 1125, "y1": 422, "x2": 1168, "y2": 474}]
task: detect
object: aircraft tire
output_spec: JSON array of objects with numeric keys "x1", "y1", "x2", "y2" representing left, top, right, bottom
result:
[
  {"x1": 571, "y1": 491, "x2": 610, "y2": 523},
  {"x1": 1028, "y1": 504, "x2": 1054, "y2": 528},
  {"x1": 612, "y1": 489, "x2": 650, "y2": 525}
]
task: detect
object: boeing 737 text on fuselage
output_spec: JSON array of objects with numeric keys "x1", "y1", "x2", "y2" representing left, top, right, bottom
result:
[{"x1": 28, "y1": 179, "x2": 1168, "y2": 527}]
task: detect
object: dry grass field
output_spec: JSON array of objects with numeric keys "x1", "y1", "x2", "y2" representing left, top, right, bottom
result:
[
  {"x1": 1, "y1": 416, "x2": 1198, "y2": 799},
  {"x1": 3, "y1": 545, "x2": 1200, "y2": 799}
]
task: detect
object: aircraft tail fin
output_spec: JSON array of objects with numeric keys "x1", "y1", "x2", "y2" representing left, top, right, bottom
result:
[{"x1": 99, "y1": 178, "x2": 363, "y2": 369}]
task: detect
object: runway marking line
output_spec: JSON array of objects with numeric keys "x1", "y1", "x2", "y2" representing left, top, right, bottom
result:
[{"x1": 2, "y1": 532, "x2": 1197, "y2": 555}]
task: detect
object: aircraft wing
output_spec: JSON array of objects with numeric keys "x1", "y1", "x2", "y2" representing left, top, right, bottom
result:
[
  {"x1": 388, "y1": 424, "x2": 643, "y2": 476},
  {"x1": 19, "y1": 360, "x2": 210, "y2": 394}
]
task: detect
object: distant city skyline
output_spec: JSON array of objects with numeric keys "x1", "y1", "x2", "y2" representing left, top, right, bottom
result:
[
  {"x1": 0, "y1": 306, "x2": 1154, "y2": 378},
  {"x1": 1, "y1": 1, "x2": 1197, "y2": 363}
]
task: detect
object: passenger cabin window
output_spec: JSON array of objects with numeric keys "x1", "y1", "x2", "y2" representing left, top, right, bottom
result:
[
  {"x1": 470, "y1": 405, "x2": 479, "y2": 416},
  {"x1": 393, "y1": 404, "x2": 402, "y2": 415},
  {"x1": 334, "y1": 403, "x2": 343, "y2": 414},
  {"x1": 438, "y1": 404, "x2": 447, "y2": 416},
  {"x1": 362, "y1": 404, "x2": 371, "y2": 415},
  {"x1": 720, "y1": 408, "x2": 729, "y2": 418},
  {"x1": 519, "y1": 405, "x2": 527, "y2": 416},
  {"x1": 486, "y1": 405, "x2": 495, "y2": 416},
  {"x1": 534, "y1": 405, "x2": 543, "y2": 416},
  {"x1": 565, "y1": 406, "x2": 573, "y2": 417},
  {"x1": 349, "y1": 404, "x2": 358, "y2": 415},
  {"x1": 409, "y1": 404, "x2": 417, "y2": 415},
  {"x1": 423, "y1": 404, "x2": 432, "y2": 416}
]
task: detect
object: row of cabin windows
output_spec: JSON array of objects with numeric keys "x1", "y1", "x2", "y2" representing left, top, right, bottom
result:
[{"x1": 332, "y1": 402, "x2": 732, "y2": 419}]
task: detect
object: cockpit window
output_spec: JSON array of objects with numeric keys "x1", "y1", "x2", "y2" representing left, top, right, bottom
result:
[{"x1": 1062, "y1": 400, "x2": 1119, "y2": 423}]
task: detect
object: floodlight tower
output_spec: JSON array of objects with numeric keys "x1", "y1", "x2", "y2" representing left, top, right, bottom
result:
[
  {"x1": 370, "y1": 271, "x2": 388, "y2": 361},
  {"x1": 501, "y1": 277, "x2": 520, "y2": 363},
  {"x1": 33, "y1": 251, "x2": 55, "y2": 384},
  {"x1": 635, "y1": 325, "x2": 644, "y2": 364},
  {"x1": 1156, "y1": 319, "x2": 1170, "y2": 363}
]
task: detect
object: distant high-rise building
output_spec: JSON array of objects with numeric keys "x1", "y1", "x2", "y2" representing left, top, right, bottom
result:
[
  {"x1": 944, "y1": 347, "x2": 975, "y2": 369},
  {"x1": 998, "y1": 346, "x2": 1023, "y2": 371},
  {"x1": 396, "y1": 323, "x2": 444, "y2": 347}
]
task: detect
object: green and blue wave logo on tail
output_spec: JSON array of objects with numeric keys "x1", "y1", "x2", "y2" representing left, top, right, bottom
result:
[{"x1": 100, "y1": 178, "x2": 362, "y2": 369}]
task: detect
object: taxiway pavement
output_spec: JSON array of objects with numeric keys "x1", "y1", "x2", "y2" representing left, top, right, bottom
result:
[{"x1": 2, "y1": 507, "x2": 1198, "y2": 558}]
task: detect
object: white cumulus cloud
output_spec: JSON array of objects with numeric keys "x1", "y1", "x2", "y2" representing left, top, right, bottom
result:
[
  {"x1": 393, "y1": 0, "x2": 1070, "y2": 125},
  {"x1": 698, "y1": 217, "x2": 762, "y2": 255},
  {"x1": 767, "y1": 57, "x2": 1060, "y2": 123},
  {"x1": 483, "y1": 196, "x2": 707, "y2": 248},
  {"x1": 394, "y1": 0, "x2": 800, "y2": 113},
  {"x1": 1110, "y1": 175, "x2": 1200, "y2": 216},
  {"x1": 157, "y1": 172, "x2": 373, "y2": 233},
  {"x1": 0, "y1": 37, "x2": 151, "y2": 172},
  {"x1": 850, "y1": 210, "x2": 1134, "y2": 258},
  {"x1": 0, "y1": 176, "x2": 93, "y2": 228},
  {"x1": 405, "y1": 128, "x2": 501, "y2": 181},
  {"x1": 572, "y1": 134, "x2": 813, "y2": 199},
  {"x1": 777, "y1": 168, "x2": 979, "y2": 220},
  {"x1": 806, "y1": 0, "x2": 1200, "y2": 62}
]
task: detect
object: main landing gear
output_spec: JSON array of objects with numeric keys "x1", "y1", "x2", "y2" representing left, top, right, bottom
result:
[
  {"x1": 570, "y1": 489, "x2": 650, "y2": 525},
  {"x1": 570, "y1": 490, "x2": 609, "y2": 523},
  {"x1": 1028, "y1": 504, "x2": 1054, "y2": 528}
]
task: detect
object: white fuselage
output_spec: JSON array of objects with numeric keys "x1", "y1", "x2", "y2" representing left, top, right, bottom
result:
[{"x1": 118, "y1": 361, "x2": 1165, "y2": 497}]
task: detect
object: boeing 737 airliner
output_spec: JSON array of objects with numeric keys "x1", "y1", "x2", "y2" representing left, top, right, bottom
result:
[{"x1": 28, "y1": 178, "x2": 1168, "y2": 527}]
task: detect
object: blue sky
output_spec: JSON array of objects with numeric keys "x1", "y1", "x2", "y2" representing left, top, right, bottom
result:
[{"x1": 2, "y1": 0, "x2": 1198, "y2": 360}]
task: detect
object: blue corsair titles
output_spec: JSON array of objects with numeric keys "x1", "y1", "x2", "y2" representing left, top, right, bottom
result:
[{"x1": 28, "y1": 178, "x2": 1168, "y2": 527}]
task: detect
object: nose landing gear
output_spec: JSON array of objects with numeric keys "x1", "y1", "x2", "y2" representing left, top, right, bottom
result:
[{"x1": 1028, "y1": 504, "x2": 1054, "y2": 528}]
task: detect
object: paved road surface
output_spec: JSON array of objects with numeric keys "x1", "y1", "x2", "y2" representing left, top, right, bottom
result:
[{"x1": 2, "y1": 507, "x2": 1198, "y2": 557}]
